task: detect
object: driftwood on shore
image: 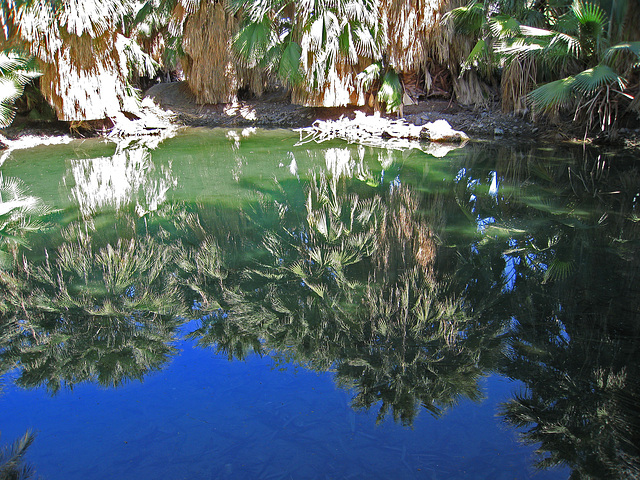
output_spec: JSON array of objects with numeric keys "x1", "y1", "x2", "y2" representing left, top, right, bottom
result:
[
  {"x1": 0, "y1": 99, "x2": 179, "y2": 166},
  {"x1": 107, "y1": 97, "x2": 178, "y2": 139},
  {"x1": 295, "y1": 111, "x2": 469, "y2": 157}
]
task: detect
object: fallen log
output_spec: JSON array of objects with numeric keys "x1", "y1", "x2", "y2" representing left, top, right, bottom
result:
[{"x1": 295, "y1": 111, "x2": 469, "y2": 157}]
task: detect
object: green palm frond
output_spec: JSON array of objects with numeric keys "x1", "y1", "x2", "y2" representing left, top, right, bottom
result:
[
  {"x1": 338, "y1": 22, "x2": 358, "y2": 64},
  {"x1": 276, "y1": 40, "x2": 303, "y2": 85},
  {"x1": 572, "y1": 64, "x2": 624, "y2": 94},
  {"x1": 461, "y1": 38, "x2": 487, "y2": 72},
  {"x1": 520, "y1": 8, "x2": 547, "y2": 28},
  {"x1": 444, "y1": 1, "x2": 485, "y2": 35},
  {"x1": 0, "y1": 174, "x2": 49, "y2": 263},
  {"x1": 554, "y1": 8, "x2": 580, "y2": 35},
  {"x1": 0, "y1": 52, "x2": 41, "y2": 127},
  {"x1": 234, "y1": 16, "x2": 275, "y2": 68},
  {"x1": 570, "y1": 0, "x2": 607, "y2": 59},
  {"x1": 376, "y1": 69, "x2": 402, "y2": 114},
  {"x1": 605, "y1": 41, "x2": 640, "y2": 68},
  {"x1": 572, "y1": 0, "x2": 606, "y2": 37},
  {"x1": 0, "y1": 54, "x2": 39, "y2": 83},
  {"x1": 0, "y1": 78, "x2": 21, "y2": 124},
  {"x1": 543, "y1": 257, "x2": 575, "y2": 283},
  {"x1": 489, "y1": 15, "x2": 521, "y2": 39},
  {"x1": 550, "y1": 31, "x2": 581, "y2": 58},
  {"x1": 528, "y1": 76, "x2": 576, "y2": 111},
  {"x1": 500, "y1": 26, "x2": 581, "y2": 66}
]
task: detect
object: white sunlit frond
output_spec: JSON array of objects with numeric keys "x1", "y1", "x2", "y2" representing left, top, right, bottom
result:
[
  {"x1": 495, "y1": 38, "x2": 545, "y2": 58},
  {"x1": 0, "y1": 78, "x2": 21, "y2": 103},
  {"x1": 344, "y1": 0, "x2": 377, "y2": 25},
  {"x1": 518, "y1": 25, "x2": 554, "y2": 37},
  {"x1": 59, "y1": 0, "x2": 133, "y2": 38},
  {"x1": 551, "y1": 32, "x2": 581, "y2": 58},
  {"x1": 353, "y1": 24, "x2": 380, "y2": 59},
  {"x1": 117, "y1": 34, "x2": 158, "y2": 77}
]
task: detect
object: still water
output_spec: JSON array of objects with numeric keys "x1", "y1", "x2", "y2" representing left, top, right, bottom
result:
[{"x1": 0, "y1": 128, "x2": 638, "y2": 479}]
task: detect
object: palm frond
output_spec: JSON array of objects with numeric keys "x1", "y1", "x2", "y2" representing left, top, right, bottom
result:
[
  {"x1": 604, "y1": 41, "x2": 640, "y2": 68},
  {"x1": 489, "y1": 15, "x2": 521, "y2": 39},
  {"x1": 276, "y1": 40, "x2": 303, "y2": 84},
  {"x1": 461, "y1": 38, "x2": 486, "y2": 73},
  {"x1": 344, "y1": 0, "x2": 376, "y2": 25},
  {"x1": 443, "y1": 1, "x2": 485, "y2": 36},
  {"x1": 376, "y1": 69, "x2": 402, "y2": 114},
  {"x1": 572, "y1": 64, "x2": 624, "y2": 95},
  {"x1": 234, "y1": 17, "x2": 275, "y2": 68},
  {"x1": 119, "y1": 35, "x2": 158, "y2": 77},
  {"x1": 0, "y1": 430, "x2": 37, "y2": 480},
  {"x1": 354, "y1": 21, "x2": 380, "y2": 59},
  {"x1": 0, "y1": 52, "x2": 41, "y2": 127},
  {"x1": 0, "y1": 78, "x2": 21, "y2": 104},
  {"x1": 572, "y1": 0, "x2": 606, "y2": 37},
  {"x1": 495, "y1": 37, "x2": 545, "y2": 58},
  {"x1": 518, "y1": 25, "x2": 554, "y2": 37},
  {"x1": 57, "y1": 0, "x2": 133, "y2": 38},
  {"x1": 549, "y1": 32, "x2": 581, "y2": 58},
  {"x1": 338, "y1": 22, "x2": 358, "y2": 64},
  {"x1": 528, "y1": 76, "x2": 576, "y2": 111},
  {"x1": 356, "y1": 61, "x2": 380, "y2": 91}
]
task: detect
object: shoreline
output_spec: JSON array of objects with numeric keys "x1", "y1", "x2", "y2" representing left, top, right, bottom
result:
[{"x1": 2, "y1": 81, "x2": 640, "y2": 150}]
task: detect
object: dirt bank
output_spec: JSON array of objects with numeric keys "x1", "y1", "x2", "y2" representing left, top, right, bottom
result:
[
  {"x1": 3, "y1": 81, "x2": 639, "y2": 148},
  {"x1": 144, "y1": 81, "x2": 543, "y2": 141}
]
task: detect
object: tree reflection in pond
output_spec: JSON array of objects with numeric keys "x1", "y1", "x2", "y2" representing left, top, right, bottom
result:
[
  {"x1": 0, "y1": 136, "x2": 639, "y2": 479},
  {"x1": 460, "y1": 145, "x2": 640, "y2": 479},
  {"x1": 0, "y1": 216, "x2": 184, "y2": 394},
  {"x1": 67, "y1": 139, "x2": 176, "y2": 218},
  {"x1": 185, "y1": 172, "x2": 507, "y2": 425},
  {"x1": 0, "y1": 430, "x2": 37, "y2": 480},
  {"x1": 0, "y1": 175, "x2": 50, "y2": 270}
]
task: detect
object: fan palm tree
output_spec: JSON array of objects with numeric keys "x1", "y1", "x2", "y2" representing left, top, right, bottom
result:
[
  {"x1": 232, "y1": 0, "x2": 383, "y2": 107},
  {"x1": 446, "y1": 0, "x2": 640, "y2": 130},
  {"x1": 2, "y1": 0, "x2": 157, "y2": 122},
  {"x1": 506, "y1": 2, "x2": 640, "y2": 133}
]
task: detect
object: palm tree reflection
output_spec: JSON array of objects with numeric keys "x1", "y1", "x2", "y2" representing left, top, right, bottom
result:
[
  {"x1": 0, "y1": 430, "x2": 37, "y2": 480},
  {"x1": 458, "y1": 144, "x2": 640, "y2": 478},
  {"x1": 185, "y1": 173, "x2": 507, "y2": 425},
  {"x1": 1, "y1": 140, "x2": 638, "y2": 480},
  {"x1": 1, "y1": 216, "x2": 184, "y2": 394}
]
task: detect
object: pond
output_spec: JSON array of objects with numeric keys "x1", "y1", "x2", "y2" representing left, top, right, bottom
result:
[{"x1": 0, "y1": 128, "x2": 638, "y2": 479}]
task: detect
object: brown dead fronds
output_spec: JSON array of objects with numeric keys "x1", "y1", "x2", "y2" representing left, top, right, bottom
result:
[
  {"x1": 181, "y1": 1, "x2": 238, "y2": 104},
  {"x1": 501, "y1": 54, "x2": 536, "y2": 114},
  {"x1": 9, "y1": 0, "x2": 155, "y2": 121}
]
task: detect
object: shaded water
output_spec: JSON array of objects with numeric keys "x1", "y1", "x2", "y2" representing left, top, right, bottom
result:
[{"x1": 0, "y1": 128, "x2": 638, "y2": 479}]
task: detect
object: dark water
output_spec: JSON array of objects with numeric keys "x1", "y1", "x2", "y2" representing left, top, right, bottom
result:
[{"x1": 0, "y1": 128, "x2": 638, "y2": 479}]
